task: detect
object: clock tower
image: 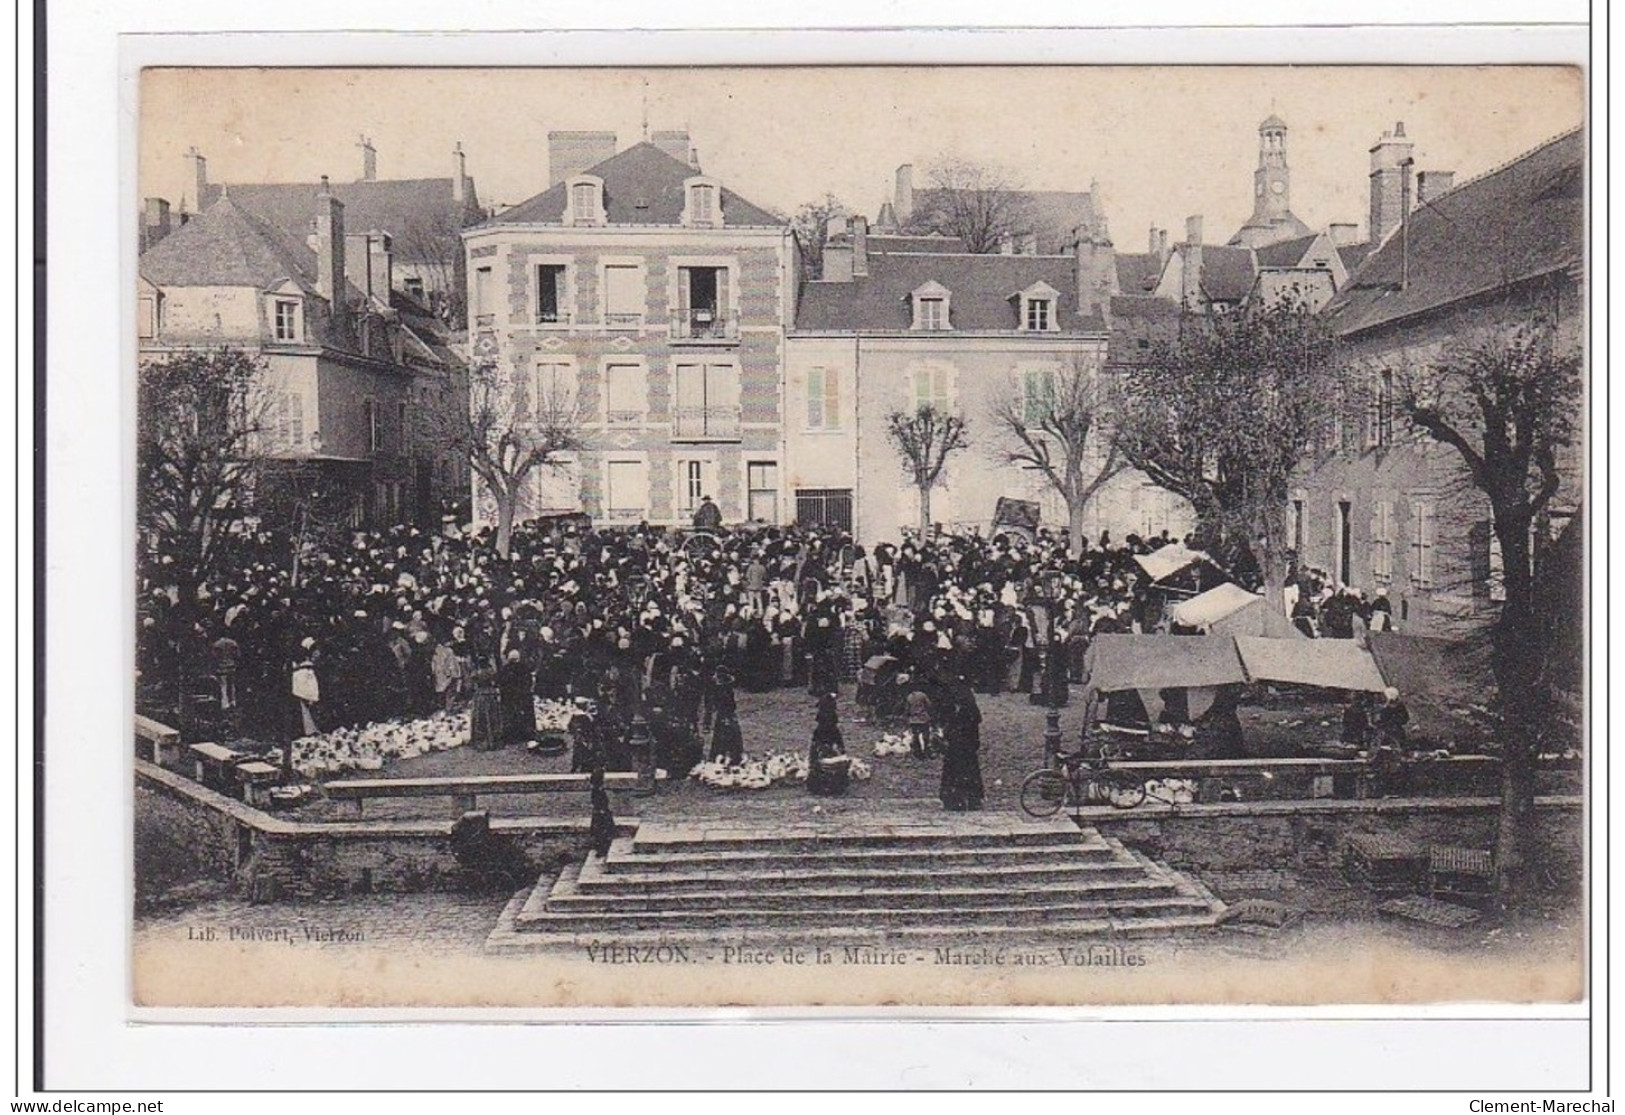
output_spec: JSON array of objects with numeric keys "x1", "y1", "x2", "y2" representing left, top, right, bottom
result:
[
  {"x1": 1253, "y1": 114, "x2": 1291, "y2": 221},
  {"x1": 1229, "y1": 113, "x2": 1313, "y2": 248}
]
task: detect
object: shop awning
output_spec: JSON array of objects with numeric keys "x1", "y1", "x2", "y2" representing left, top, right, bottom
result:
[
  {"x1": 1083, "y1": 634, "x2": 1247, "y2": 694},
  {"x1": 1234, "y1": 635, "x2": 1388, "y2": 692},
  {"x1": 1133, "y1": 544, "x2": 1211, "y2": 583}
]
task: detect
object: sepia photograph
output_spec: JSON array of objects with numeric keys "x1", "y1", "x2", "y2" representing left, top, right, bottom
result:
[{"x1": 127, "y1": 62, "x2": 1587, "y2": 1011}]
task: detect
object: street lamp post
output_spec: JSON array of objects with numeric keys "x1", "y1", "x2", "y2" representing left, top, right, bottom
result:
[{"x1": 1041, "y1": 570, "x2": 1064, "y2": 769}]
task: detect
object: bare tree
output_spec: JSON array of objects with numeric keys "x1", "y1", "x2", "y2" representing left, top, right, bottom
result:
[
  {"x1": 905, "y1": 156, "x2": 1030, "y2": 254},
  {"x1": 429, "y1": 358, "x2": 588, "y2": 558},
  {"x1": 1115, "y1": 296, "x2": 1344, "y2": 609},
  {"x1": 988, "y1": 359, "x2": 1129, "y2": 554},
  {"x1": 393, "y1": 208, "x2": 467, "y2": 328},
  {"x1": 1400, "y1": 306, "x2": 1581, "y2": 905},
  {"x1": 885, "y1": 404, "x2": 971, "y2": 533},
  {"x1": 789, "y1": 193, "x2": 853, "y2": 280},
  {"x1": 137, "y1": 347, "x2": 274, "y2": 614}
]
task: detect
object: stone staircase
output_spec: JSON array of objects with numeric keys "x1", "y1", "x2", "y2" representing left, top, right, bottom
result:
[{"x1": 488, "y1": 813, "x2": 1225, "y2": 950}]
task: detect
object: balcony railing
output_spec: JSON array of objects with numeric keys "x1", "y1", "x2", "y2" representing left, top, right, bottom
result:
[
  {"x1": 670, "y1": 308, "x2": 738, "y2": 342},
  {"x1": 475, "y1": 313, "x2": 495, "y2": 328},
  {"x1": 606, "y1": 409, "x2": 646, "y2": 427},
  {"x1": 671, "y1": 405, "x2": 742, "y2": 441},
  {"x1": 603, "y1": 312, "x2": 644, "y2": 330},
  {"x1": 605, "y1": 506, "x2": 645, "y2": 522},
  {"x1": 534, "y1": 309, "x2": 573, "y2": 326}
]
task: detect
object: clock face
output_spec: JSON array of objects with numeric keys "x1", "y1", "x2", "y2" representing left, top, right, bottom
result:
[{"x1": 1271, "y1": 180, "x2": 1286, "y2": 195}]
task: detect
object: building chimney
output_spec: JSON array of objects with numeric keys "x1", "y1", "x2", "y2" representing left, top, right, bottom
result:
[
  {"x1": 1368, "y1": 121, "x2": 1415, "y2": 245},
  {"x1": 875, "y1": 200, "x2": 899, "y2": 234},
  {"x1": 1399, "y1": 158, "x2": 1414, "y2": 289},
  {"x1": 1148, "y1": 225, "x2": 1160, "y2": 256},
  {"x1": 1158, "y1": 228, "x2": 1169, "y2": 263},
  {"x1": 452, "y1": 142, "x2": 468, "y2": 203},
  {"x1": 1328, "y1": 222, "x2": 1359, "y2": 246},
  {"x1": 141, "y1": 197, "x2": 172, "y2": 251},
  {"x1": 315, "y1": 183, "x2": 348, "y2": 327},
  {"x1": 368, "y1": 231, "x2": 393, "y2": 301},
  {"x1": 1180, "y1": 216, "x2": 1204, "y2": 311},
  {"x1": 548, "y1": 131, "x2": 617, "y2": 187},
  {"x1": 822, "y1": 215, "x2": 854, "y2": 282},
  {"x1": 1416, "y1": 169, "x2": 1455, "y2": 206},
  {"x1": 894, "y1": 164, "x2": 914, "y2": 225},
  {"x1": 357, "y1": 135, "x2": 377, "y2": 181},
  {"x1": 187, "y1": 147, "x2": 210, "y2": 210},
  {"x1": 650, "y1": 128, "x2": 691, "y2": 164},
  {"x1": 1074, "y1": 224, "x2": 1117, "y2": 323},
  {"x1": 851, "y1": 215, "x2": 869, "y2": 278}
]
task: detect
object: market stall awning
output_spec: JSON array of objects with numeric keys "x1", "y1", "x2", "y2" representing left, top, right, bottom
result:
[
  {"x1": 1234, "y1": 635, "x2": 1388, "y2": 692},
  {"x1": 1167, "y1": 582, "x2": 1254, "y2": 625},
  {"x1": 1083, "y1": 634, "x2": 1247, "y2": 694},
  {"x1": 1133, "y1": 544, "x2": 1211, "y2": 583}
]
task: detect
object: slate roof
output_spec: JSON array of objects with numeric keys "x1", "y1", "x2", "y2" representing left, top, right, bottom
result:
[
  {"x1": 489, "y1": 143, "x2": 784, "y2": 227},
  {"x1": 1336, "y1": 242, "x2": 1375, "y2": 272},
  {"x1": 1228, "y1": 211, "x2": 1315, "y2": 247},
  {"x1": 140, "y1": 196, "x2": 323, "y2": 293},
  {"x1": 1196, "y1": 245, "x2": 1261, "y2": 303},
  {"x1": 206, "y1": 178, "x2": 480, "y2": 263},
  {"x1": 866, "y1": 234, "x2": 967, "y2": 255},
  {"x1": 138, "y1": 196, "x2": 382, "y2": 357},
  {"x1": 1254, "y1": 232, "x2": 1320, "y2": 269},
  {"x1": 1109, "y1": 294, "x2": 1182, "y2": 322},
  {"x1": 795, "y1": 252, "x2": 1105, "y2": 333},
  {"x1": 1324, "y1": 128, "x2": 1583, "y2": 337},
  {"x1": 1114, "y1": 251, "x2": 1163, "y2": 295}
]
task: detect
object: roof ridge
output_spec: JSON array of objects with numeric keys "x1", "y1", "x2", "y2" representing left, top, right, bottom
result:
[{"x1": 1424, "y1": 124, "x2": 1583, "y2": 200}]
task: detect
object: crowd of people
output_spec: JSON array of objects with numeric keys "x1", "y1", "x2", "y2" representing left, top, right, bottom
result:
[{"x1": 137, "y1": 506, "x2": 1396, "y2": 809}]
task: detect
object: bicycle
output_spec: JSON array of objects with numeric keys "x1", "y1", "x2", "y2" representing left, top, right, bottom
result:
[{"x1": 1019, "y1": 744, "x2": 1188, "y2": 816}]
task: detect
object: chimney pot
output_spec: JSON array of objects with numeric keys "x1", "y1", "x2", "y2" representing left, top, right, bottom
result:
[
  {"x1": 548, "y1": 131, "x2": 617, "y2": 187},
  {"x1": 851, "y1": 216, "x2": 868, "y2": 277},
  {"x1": 358, "y1": 135, "x2": 377, "y2": 181},
  {"x1": 1185, "y1": 215, "x2": 1203, "y2": 245},
  {"x1": 894, "y1": 164, "x2": 914, "y2": 225},
  {"x1": 315, "y1": 193, "x2": 348, "y2": 326}
]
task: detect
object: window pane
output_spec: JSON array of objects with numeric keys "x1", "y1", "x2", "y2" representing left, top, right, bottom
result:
[
  {"x1": 537, "y1": 265, "x2": 565, "y2": 322},
  {"x1": 606, "y1": 364, "x2": 644, "y2": 421},
  {"x1": 604, "y1": 265, "x2": 643, "y2": 318},
  {"x1": 806, "y1": 368, "x2": 825, "y2": 428}
]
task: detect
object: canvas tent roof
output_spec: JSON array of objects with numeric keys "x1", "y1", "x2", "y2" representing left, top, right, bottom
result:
[
  {"x1": 1167, "y1": 583, "x2": 1259, "y2": 627},
  {"x1": 1133, "y1": 545, "x2": 1211, "y2": 583},
  {"x1": 1083, "y1": 635, "x2": 1247, "y2": 695},
  {"x1": 1234, "y1": 636, "x2": 1388, "y2": 692}
]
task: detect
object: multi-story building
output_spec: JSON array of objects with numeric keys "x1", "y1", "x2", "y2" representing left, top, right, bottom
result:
[
  {"x1": 189, "y1": 139, "x2": 483, "y2": 324},
  {"x1": 787, "y1": 217, "x2": 1193, "y2": 544},
  {"x1": 1293, "y1": 126, "x2": 1584, "y2": 635},
  {"x1": 138, "y1": 184, "x2": 462, "y2": 528},
  {"x1": 461, "y1": 132, "x2": 796, "y2": 527}
]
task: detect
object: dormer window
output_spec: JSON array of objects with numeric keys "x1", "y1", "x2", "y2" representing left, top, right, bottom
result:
[
  {"x1": 566, "y1": 175, "x2": 606, "y2": 226},
  {"x1": 270, "y1": 295, "x2": 303, "y2": 342},
  {"x1": 1016, "y1": 280, "x2": 1062, "y2": 332},
  {"x1": 910, "y1": 281, "x2": 952, "y2": 331},
  {"x1": 683, "y1": 177, "x2": 723, "y2": 228}
]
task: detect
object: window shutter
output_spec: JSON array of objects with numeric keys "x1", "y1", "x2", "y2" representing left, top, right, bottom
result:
[
  {"x1": 716, "y1": 268, "x2": 730, "y2": 316},
  {"x1": 825, "y1": 366, "x2": 839, "y2": 428},
  {"x1": 915, "y1": 370, "x2": 931, "y2": 411},
  {"x1": 707, "y1": 364, "x2": 740, "y2": 411},
  {"x1": 1368, "y1": 501, "x2": 1383, "y2": 583},
  {"x1": 677, "y1": 267, "x2": 691, "y2": 312},
  {"x1": 806, "y1": 368, "x2": 825, "y2": 428}
]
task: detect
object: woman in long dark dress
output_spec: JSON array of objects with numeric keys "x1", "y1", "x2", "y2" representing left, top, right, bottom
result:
[
  {"x1": 939, "y1": 681, "x2": 985, "y2": 811},
  {"x1": 496, "y1": 649, "x2": 536, "y2": 745},
  {"x1": 807, "y1": 691, "x2": 849, "y2": 797},
  {"x1": 468, "y1": 659, "x2": 502, "y2": 751}
]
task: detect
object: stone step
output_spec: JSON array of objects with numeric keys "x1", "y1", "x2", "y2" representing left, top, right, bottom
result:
[
  {"x1": 488, "y1": 884, "x2": 1223, "y2": 951},
  {"x1": 625, "y1": 816, "x2": 1089, "y2": 857},
  {"x1": 600, "y1": 831, "x2": 1125, "y2": 875},
  {"x1": 578, "y1": 849, "x2": 1150, "y2": 894},
  {"x1": 514, "y1": 893, "x2": 1219, "y2": 936}
]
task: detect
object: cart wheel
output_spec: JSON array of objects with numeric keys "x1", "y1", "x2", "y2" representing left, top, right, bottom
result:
[{"x1": 1019, "y1": 769, "x2": 1067, "y2": 818}]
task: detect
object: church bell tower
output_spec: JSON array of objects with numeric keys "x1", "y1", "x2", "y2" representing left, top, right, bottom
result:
[{"x1": 1252, "y1": 114, "x2": 1291, "y2": 222}]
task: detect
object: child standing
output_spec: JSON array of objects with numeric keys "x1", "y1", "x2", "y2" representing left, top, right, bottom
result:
[{"x1": 905, "y1": 685, "x2": 934, "y2": 760}]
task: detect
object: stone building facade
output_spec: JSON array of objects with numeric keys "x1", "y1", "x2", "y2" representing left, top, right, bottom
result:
[{"x1": 462, "y1": 135, "x2": 797, "y2": 528}]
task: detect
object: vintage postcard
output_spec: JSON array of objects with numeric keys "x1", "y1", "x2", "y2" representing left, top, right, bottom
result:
[{"x1": 129, "y1": 62, "x2": 1587, "y2": 1011}]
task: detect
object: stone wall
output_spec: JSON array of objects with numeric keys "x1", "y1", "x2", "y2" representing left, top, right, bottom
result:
[
  {"x1": 135, "y1": 761, "x2": 589, "y2": 904},
  {"x1": 1093, "y1": 796, "x2": 1584, "y2": 877}
]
